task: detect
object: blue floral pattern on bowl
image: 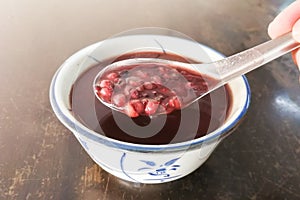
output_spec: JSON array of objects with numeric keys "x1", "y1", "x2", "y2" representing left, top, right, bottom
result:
[{"x1": 120, "y1": 153, "x2": 182, "y2": 183}]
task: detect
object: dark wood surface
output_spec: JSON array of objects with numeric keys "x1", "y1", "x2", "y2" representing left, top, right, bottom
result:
[{"x1": 1, "y1": 0, "x2": 299, "y2": 199}]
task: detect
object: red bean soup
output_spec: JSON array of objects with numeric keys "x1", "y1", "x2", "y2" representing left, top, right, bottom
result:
[{"x1": 70, "y1": 51, "x2": 233, "y2": 145}]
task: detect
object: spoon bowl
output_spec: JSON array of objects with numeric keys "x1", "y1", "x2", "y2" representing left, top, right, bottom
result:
[{"x1": 93, "y1": 58, "x2": 215, "y2": 117}]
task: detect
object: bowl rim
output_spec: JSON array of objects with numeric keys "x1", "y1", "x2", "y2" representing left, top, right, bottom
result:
[{"x1": 49, "y1": 38, "x2": 251, "y2": 152}]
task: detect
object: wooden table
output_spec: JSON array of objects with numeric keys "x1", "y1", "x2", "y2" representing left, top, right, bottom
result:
[{"x1": 1, "y1": 0, "x2": 299, "y2": 199}]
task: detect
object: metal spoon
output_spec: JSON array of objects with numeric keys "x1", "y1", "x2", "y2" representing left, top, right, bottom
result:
[{"x1": 94, "y1": 32, "x2": 299, "y2": 117}]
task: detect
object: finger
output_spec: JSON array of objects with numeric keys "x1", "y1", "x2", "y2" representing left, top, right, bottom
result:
[{"x1": 268, "y1": 0, "x2": 300, "y2": 38}]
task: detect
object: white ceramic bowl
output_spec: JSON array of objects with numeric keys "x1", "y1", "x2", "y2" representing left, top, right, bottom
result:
[{"x1": 50, "y1": 33, "x2": 250, "y2": 184}]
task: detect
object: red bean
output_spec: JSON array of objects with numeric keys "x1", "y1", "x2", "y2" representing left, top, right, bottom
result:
[
  {"x1": 94, "y1": 85, "x2": 101, "y2": 93},
  {"x1": 130, "y1": 90, "x2": 139, "y2": 99},
  {"x1": 136, "y1": 86, "x2": 144, "y2": 92},
  {"x1": 100, "y1": 88, "x2": 112, "y2": 99},
  {"x1": 125, "y1": 104, "x2": 139, "y2": 118},
  {"x1": 168, "y1": 97, "x2": 181, "y2": 110},
  {"x1": 99, "y1": 80, "x2": 113, "y2": 89},
  {"x1": 112, "y1": 94, "x2": 126, "y2": 107},
  {"x1": 145, "y1": 100, "x2": 159, "y2": 115},
  {"x1": 131, "y1": 100, "x2": 145, "y2": 114},
  {"x1": 144, "y1": 82, "x2": 154, "y2": 90},
  {"x1": 106, "y1": 72, "x2": 119, "y2": 80}
]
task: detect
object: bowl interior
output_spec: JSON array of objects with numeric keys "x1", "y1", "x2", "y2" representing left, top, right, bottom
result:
[{"x1": 50, "y1": 35, "x2": 250, "y2": 150}]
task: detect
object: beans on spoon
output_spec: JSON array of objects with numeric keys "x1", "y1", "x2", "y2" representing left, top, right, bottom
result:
[{"x1": 94, "y1": 62, "x2": 209, "y2": 117}]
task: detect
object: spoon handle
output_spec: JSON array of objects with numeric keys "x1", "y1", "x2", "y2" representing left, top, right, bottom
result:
[{"x1": 215, "y1": 32, "x2": 300, "y2": 82}]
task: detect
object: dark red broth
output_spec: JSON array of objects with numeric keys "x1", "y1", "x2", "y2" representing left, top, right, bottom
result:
[{"x1": 70, "y1": 52, "x2": 232, "y2": 145}]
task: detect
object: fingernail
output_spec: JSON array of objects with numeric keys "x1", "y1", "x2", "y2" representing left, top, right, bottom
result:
[{"x1": 292, "y1": 19, "x2": 300, "y2": 42}]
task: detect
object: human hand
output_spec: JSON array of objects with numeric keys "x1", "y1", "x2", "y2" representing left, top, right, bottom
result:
[{"x1": 268, "y1": 0, "x2": 300, "y2": 69}]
